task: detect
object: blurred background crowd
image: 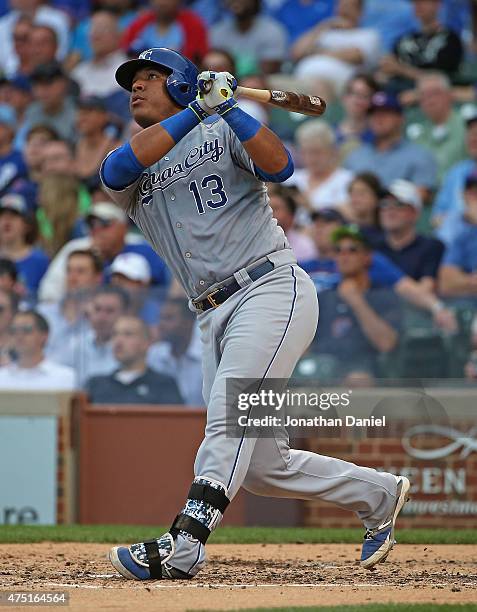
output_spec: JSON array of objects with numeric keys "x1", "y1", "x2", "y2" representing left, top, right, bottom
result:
[{"x1": 0, "y1": 0, "x2": 477, "y2": 402}]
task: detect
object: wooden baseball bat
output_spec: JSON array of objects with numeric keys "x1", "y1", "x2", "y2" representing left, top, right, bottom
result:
[{"x1": 235, "y1": 86, "x2": 326, "y2": 117}]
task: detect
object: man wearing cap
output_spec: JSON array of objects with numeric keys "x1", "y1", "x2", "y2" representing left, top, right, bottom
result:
[
  {"x1": 38, "y1": 201, "x2": 170, "y2": 302},
  {"x1": 302, "y1": 207, "x2": 456, "y2": 330},
  {"x1": 439, "y1": 171, "x2": 477, "y2": 298},
  {"x1": 432, "y1": 113, "x2": 477, "y2": 244},
  {"x1": 302, "y1": 207, "x2": 406, "y2": 293},
  {"x1": 86, "y1": 314, "x2": 183, "y2": 405},
  {"x1": 24, "y1": 61, "x2": 77, "y2": 143},
  {"x1": 110, "y1": 251, "x2": 160, "y2": 328},
  {"x1": 0, "y1": 192, "x2": 49, "y2": 297},
  {"x1": 375, "y1": 179, "x2": 444, "y2": 289},
  {"x1": 344, "y1": 91, "x2": 437, "y2": 198},
  {"x1": 314, "y1": 224, "x2": 400, "y2": 384}
]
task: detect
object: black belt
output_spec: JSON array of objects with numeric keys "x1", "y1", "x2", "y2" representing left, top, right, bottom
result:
[{"x1": 193, "y1": 260, "x2": 274, "y2": 312}]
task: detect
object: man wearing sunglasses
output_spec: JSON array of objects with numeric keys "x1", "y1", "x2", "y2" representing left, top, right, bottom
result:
[
  {"x1": 0, "y1": 309, "x2": 75, "y2": 390},
  {"x1": 313, "y1": 225, "x2": 400, "y2": 384}
]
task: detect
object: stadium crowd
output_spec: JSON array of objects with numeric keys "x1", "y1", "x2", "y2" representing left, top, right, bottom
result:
[{"x1": 0, "y1": 0, "x2": 476, "y2": 398}]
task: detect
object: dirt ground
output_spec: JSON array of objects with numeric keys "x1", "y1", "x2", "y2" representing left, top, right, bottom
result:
[{"x1": 1, "y1": 543, "x2": 476, "y2": 611}]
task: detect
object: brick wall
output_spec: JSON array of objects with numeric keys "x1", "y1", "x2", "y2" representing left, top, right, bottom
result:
[{"x1": 304, "y1": 420, "x2": 477, "y2": 529}]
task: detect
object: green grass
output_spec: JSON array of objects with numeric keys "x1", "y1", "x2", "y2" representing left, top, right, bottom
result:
[
  {"x1": 0, "y1": 525, "x2": 476, "y2": 545},
  {"x1": 191, "y1": 607, "x2": 477, "y2": 612}
]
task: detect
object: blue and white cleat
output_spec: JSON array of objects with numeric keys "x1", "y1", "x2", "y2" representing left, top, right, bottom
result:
[
  {"x1": 360, "y1": 476, "x2": 411, "y2": 570},
  {"x1": 109, "y1": 534, "x2": 192, "y2": 581}
]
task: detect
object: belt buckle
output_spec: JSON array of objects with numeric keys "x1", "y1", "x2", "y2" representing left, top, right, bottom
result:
[
  {"x1": 206, "y1": 288, "x2": 221, "y2": 309},
  {"x1": 194, "y1": 300, "x2": 204, "y2": 312}
]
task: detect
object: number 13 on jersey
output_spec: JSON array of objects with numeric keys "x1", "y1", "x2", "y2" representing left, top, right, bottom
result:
[{"x1": 189, "y1": 174, "x2": 228, "y2": 214}]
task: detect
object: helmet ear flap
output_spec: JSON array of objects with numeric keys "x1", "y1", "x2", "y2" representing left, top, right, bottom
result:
[{"x1": 166, "y1": 73, "x2": 197, "y2": 107}]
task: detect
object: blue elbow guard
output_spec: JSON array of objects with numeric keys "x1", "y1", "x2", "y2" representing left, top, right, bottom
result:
[
  {"x1": 102, "y1": 142, "x2": 145, "y2": 190},
  {"x1": 254, "y1": 150, "x2": 294, "y2": 183}
]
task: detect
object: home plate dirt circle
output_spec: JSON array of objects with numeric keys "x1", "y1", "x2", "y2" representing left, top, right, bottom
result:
[{"x1": 1, "y1": 543, "x2": 477, "y2": 611}]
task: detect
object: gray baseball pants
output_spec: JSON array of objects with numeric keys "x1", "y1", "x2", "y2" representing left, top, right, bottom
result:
[{"x1": 195, "y1": 250, "x2": 398, "y2": 528}]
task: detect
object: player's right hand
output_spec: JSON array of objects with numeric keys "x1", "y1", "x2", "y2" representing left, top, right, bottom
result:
[{"x1": 197, "y1": 71, "x2": 237, "y2": 109}]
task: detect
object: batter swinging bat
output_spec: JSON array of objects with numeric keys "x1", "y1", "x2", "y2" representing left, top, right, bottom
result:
[{"x1": 235, "y1": 86, "x2": 326, "y2": 117}]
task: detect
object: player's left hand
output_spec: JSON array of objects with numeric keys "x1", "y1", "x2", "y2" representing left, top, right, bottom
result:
[{"x1": 197, "y1": 71, "x2": 237, "y2": 109}]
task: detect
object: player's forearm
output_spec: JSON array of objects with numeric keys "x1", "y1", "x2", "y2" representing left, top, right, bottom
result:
[
  {"x1": 218, "y1": 102, "x2": 293, "y2": 179},
  {"x1": 130, "y1": 123, "x2": 176, "y2": 167},
  {"x1": 131, "y1": 107, "x2": 201, "y2": 167},
  {"x1": 242, "y1": 126, "x2": 291, "y2": 175}
]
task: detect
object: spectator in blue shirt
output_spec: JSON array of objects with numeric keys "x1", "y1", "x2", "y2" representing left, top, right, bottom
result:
[
  {"x1": 432, "y1": 113, "x2": 477, "y2": 245},
  {"x1": 301, "y1": 209, "x2": 405, "y2": 294},
  {"x1": 439, "y1": 169, "x2": 477, "y2": 298},
  {"x1": 345, "y1": 91, "x2": 437, "y2": 199},
  {"x1": 313, "y1": 224, "x2": 400, "y2": 383},
  {"x1": 263, "y1": 0, "x2": 334, "y2": 44},
  {"x1": 0, "y1": 192, "x2": 49, "y2": 298},
  {"x1": 376, "y1": 179, "x2": 444, "y2": 290},
  {"x1": 302, "y1": 212, "x2": 456, "y2": 331}
]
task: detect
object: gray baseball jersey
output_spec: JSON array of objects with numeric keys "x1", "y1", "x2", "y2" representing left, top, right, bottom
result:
[
  {"x1": 102, "y1": 115, "x2": 399, "y2": 577},
  {"x1": 101, "y1": 117, "x2": 290, "y2": 298}
]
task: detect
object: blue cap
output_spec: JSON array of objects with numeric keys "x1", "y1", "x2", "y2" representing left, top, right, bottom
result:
[
  {"x1": 0, "y1": 193, "x2": 29, "y2": 217},
  {"x1": 0, "y1": 104, "x2": 16, "y2": 128},
  {"x1": 369, "y1": 91, "x2": 402, "y2": 114},
  {"x1": 465, "y1": 167, "x2": 477, "y2": 188},
  {"x1": 9, "y1": 75, "x2": 32, "y2": 93}
]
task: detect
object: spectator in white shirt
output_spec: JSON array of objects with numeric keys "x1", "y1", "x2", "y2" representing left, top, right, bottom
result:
[
  {"x1": 147, "y1": 297, "x2": 203, "y2": 406},
  {"x1": 40, "y1": 248, "x2": 103, "y2": 356},
  {"x1": 71, "y1": 11, "x2": 128, "y2": 98},
  {"x1": 51, "y1": 285, "x2": 129, "y2": 387},
  {"x1": 0, "y1": 309, "x2": 75, "y2": 391},
  {"x1": 291, "y1": 0, "x2": 381, "y2": 97},
  {"x1": 287, "y1": 119, "x2": 354, "y2": 212}
]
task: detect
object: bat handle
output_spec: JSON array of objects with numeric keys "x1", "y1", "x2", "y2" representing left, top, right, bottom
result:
[{"x1": 198, "y1": 79, "x2": 213, "y2": 94}]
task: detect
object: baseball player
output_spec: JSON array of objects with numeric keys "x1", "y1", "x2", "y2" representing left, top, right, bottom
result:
[{"x1": 100, "y1": 48, "x2": 410, "y2": 580}]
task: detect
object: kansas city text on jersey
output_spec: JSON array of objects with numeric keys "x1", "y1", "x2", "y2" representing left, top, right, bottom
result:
[{"x1": 138, "y1": 138, "x2": 225, "y2": 205}]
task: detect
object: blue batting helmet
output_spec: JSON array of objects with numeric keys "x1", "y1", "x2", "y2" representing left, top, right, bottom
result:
[{"x1": 115, "y1": 48, "x2": 199, "y2": 107}]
